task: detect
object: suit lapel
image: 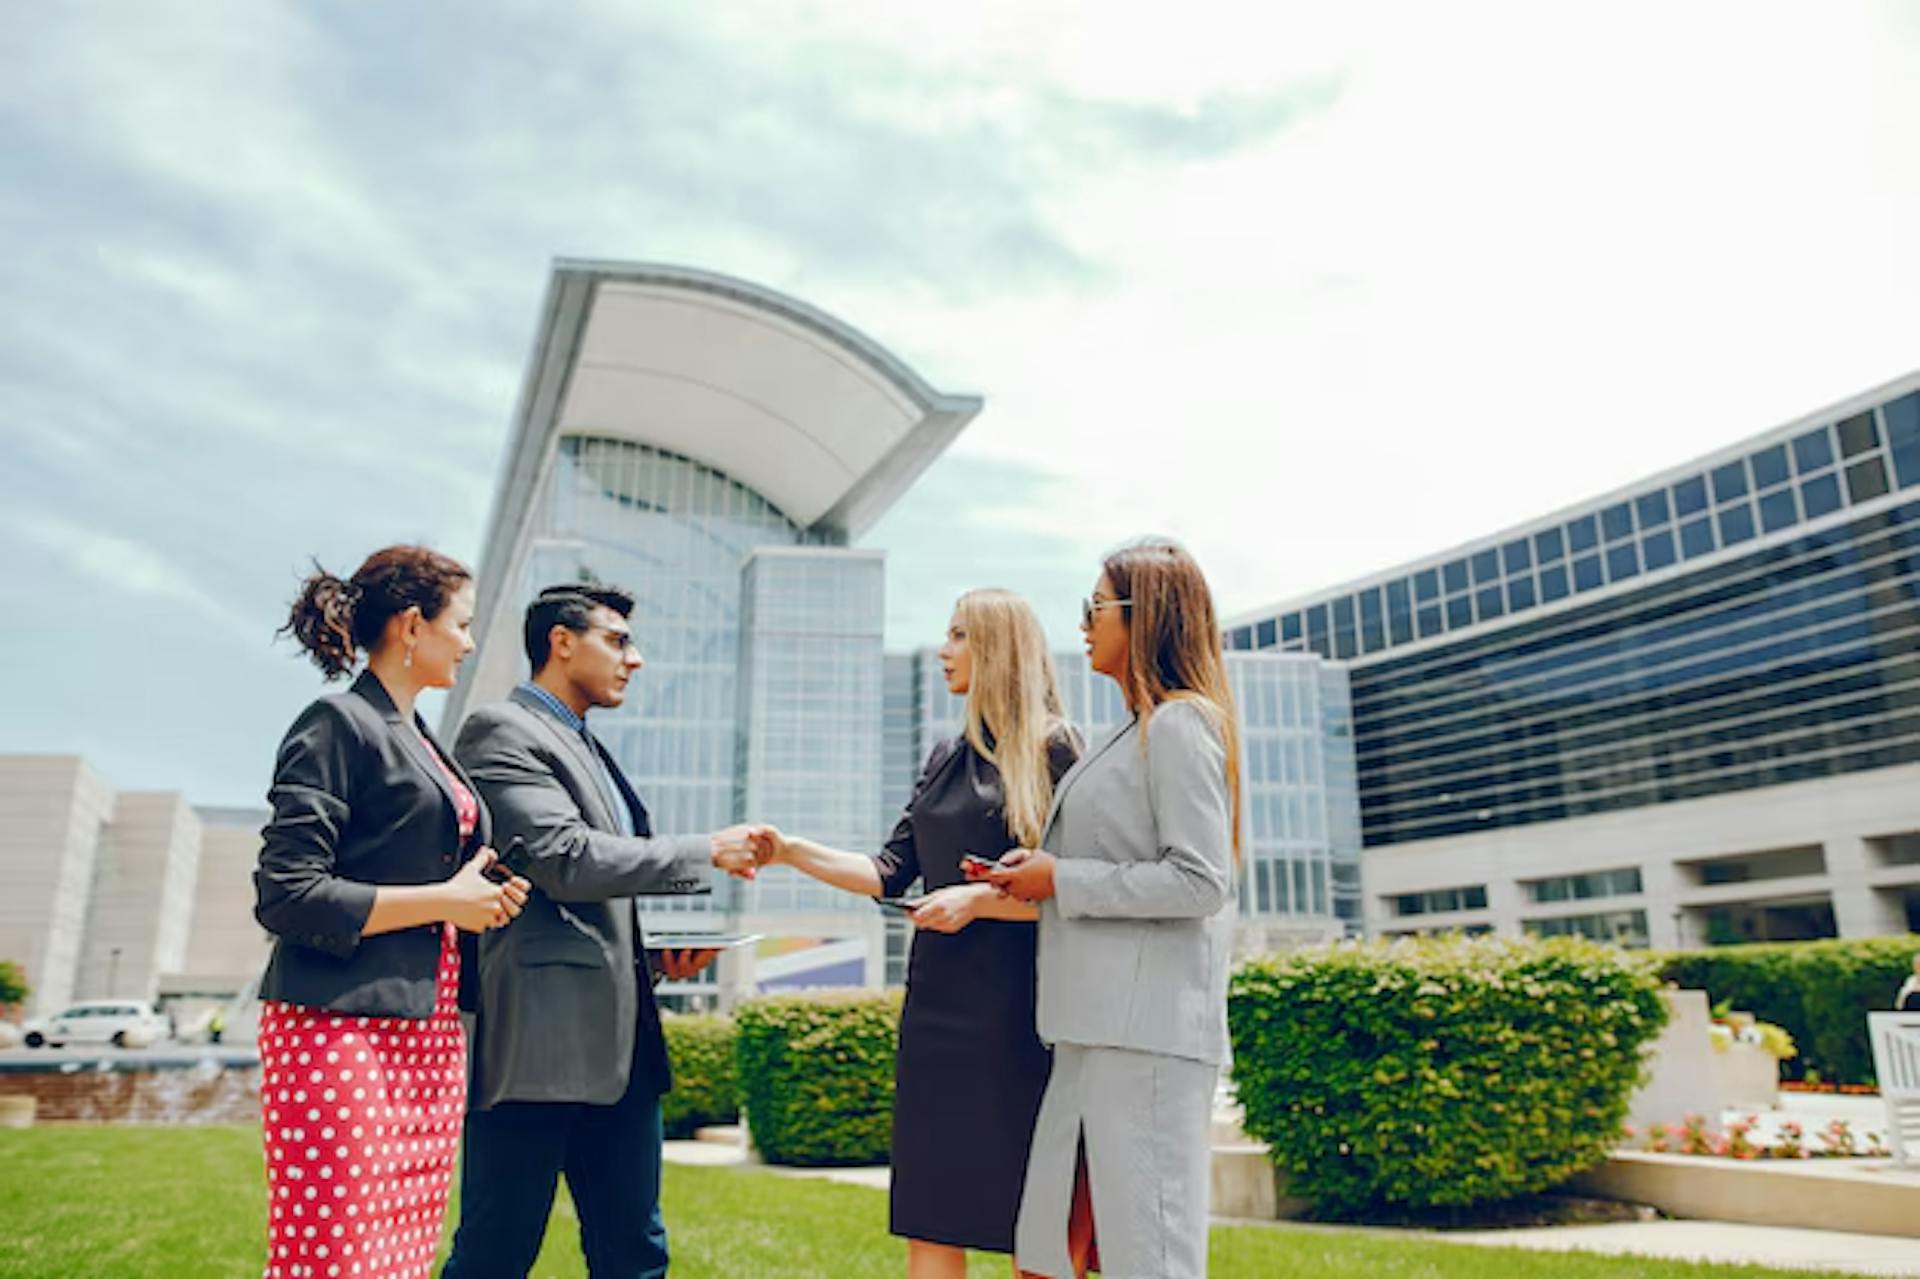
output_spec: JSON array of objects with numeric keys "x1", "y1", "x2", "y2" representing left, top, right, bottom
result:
[
  {"x1": 1043, "y1": 715, "x2": 1136, "y2": 842},
  {"x1": 352, "y1": 670, "x2": 461, "y2": 818},
  {"x1": 508, "y1": 687, "x2": 620, "y2": 831}
]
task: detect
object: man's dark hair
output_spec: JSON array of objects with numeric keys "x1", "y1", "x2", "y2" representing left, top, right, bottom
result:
[{"x1": 524, "y1": 582, "x2": 636, "y2": 673}]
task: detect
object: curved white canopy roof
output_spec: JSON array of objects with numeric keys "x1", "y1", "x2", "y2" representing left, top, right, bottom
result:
[{"x1": 480, "y1": 261, "x2": 980, "y2": 566}]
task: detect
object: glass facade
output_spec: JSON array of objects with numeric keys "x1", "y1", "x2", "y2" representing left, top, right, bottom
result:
[
  {"x1": 736, "y1": 549, "x2": 886, "y2": 915},
  {"x1": 1231, "y1": 388, "x2": 1920, "y2": 664},
  {"x1": 523, "y1": 436, "x2": 838, "y2": 921},
  {"x1": 892, "y1": 649, "x2": 1362, "y2": 932},
  {"x1": 1350, "y1": 497, "x2": 1920, "y2": 847}
]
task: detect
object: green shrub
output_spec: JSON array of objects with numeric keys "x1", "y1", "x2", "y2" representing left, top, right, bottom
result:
[
  {"x1": 661, "y1": 1013, "x2": 739, "y2": 1138},
  {"x1": 1655, "y1": 935, "x2": 1919, "y2": 1085},
  {"x1": 1228, "y1": 936, "x2": 1667, "y2": 1218},
  {"x1": 734, "y1": 990, "x2": 902, "y2": 1166},
  {"x1": 0, "y1": 960, "x2": 26, "y2": 1010}
]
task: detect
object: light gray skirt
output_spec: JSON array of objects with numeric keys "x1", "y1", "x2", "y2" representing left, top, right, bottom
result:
[{"x1": 1014, "y1": 1042, "x2": 1218, "y2": 1279}]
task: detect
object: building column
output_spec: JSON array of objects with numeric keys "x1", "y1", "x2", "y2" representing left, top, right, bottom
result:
[
  {"x1": 1827, "y1": 836, "x2": 1905, "y2": 939},
  {"x1": 1641, "y1": 858, "x2": 1687, "y2": 950}
]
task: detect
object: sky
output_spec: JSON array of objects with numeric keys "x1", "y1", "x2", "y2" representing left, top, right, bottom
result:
[{"x1": 2, "y1": 2, "x2": 1918, "y2": 807}]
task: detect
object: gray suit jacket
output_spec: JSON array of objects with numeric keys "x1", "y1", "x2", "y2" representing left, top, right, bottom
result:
[
  {"x1": 454, "y1": 687, "x2": 711, "y2": 1109},
  {"x1": 1035, "y1": 698, "x2": 1236, "y2": 1066}
]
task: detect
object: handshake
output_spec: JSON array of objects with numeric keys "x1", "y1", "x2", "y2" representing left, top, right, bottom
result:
[{"x1": 706, "y1": 824, "x2": 785, "y2": 879}]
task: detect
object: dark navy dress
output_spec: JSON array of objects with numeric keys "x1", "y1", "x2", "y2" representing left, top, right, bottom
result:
[{"x1": 874, "y1": 731, "x2": 1079, "y2": 1253}]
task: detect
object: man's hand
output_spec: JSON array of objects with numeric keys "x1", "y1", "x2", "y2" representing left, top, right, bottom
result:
[
  {"x1": 909, "y1": 883, "x2": 988, "y2": 934},
  {"x1": 747, "y1": 824, "x2": 785, "y2": 867},
  {"x1": 710, "y1": 824, "x2": 760, "y2": 879},
  {"x1": 652, "y1": 947, "x2": 721, "y2": 982},
  {"x1": 982, "y1": 848, "x2": 1057, "y2": 903}
]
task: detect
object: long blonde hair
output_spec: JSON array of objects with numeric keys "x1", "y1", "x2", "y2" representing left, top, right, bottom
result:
[
  {"x1": 956, "y1": 589, "x2": 1070, "y2": 849},
  {"x1": 1101, "y1": 539, "x2": 1244, "y2": 857}
]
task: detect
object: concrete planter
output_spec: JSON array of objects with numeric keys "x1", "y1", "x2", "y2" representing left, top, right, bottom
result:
[{"x1": 0, "y1": 1094, "x2": 37, "y2": 1128}]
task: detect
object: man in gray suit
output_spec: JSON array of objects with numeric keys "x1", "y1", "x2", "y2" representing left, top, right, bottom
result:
[{"x1": 440, "y1": 583, "x2": 760, "y2": 1279}]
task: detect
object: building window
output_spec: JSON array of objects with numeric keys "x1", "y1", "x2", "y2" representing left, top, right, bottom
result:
[
  {"x1": 1524, "y1": 867, "x2": 1644, "y2": 903},
  {"x1": 1524, "y1": 909, "x2": 1649, "y2": 949},
  {"x1": 1391, "y1": 884, "x2": 1489, "y2": 916}
]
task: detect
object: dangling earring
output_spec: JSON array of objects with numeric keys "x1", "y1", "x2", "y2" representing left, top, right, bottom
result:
[{"x1": 404, "y1": 641, "x2": 415, "y2": 670}]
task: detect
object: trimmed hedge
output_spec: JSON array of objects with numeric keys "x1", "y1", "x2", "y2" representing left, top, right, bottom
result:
[
  {"x1": 734, "y1": 990, "x2": 902, "y2": 1167},
  {"x1": 661, "y1": 1013, "x2": 739, "y2": 1139},
  {"x1": 1655, "y1": 935, "x2": 1920, "y2": 1085},
  {"x1": 1228, "y1": 936, "x2": 1667, "y2": 1217}
]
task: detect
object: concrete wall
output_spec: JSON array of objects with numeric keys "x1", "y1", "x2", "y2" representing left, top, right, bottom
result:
[
  {"x1": 1364, "y1": 762, "x2": 1920, "y2": 949},
  {"x1": 76, "y1": 794, "x2": 202, "y2": 1001},
  {"x1": 0, "y1": 756, "x2": 114, "y2": 1018},
  {"x1": 180, "y1": 812, "x2": 272, "y2": 986}
]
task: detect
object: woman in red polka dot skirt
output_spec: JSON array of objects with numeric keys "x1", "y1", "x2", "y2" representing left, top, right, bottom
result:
[{"x1": 256, "y1": 547, "x2": 530, "y2": 1279}]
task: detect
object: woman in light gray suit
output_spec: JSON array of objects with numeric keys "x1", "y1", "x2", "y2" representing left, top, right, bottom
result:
[{"x1": 980, "y1": 538, "x2": 1241, "y2": 1279}]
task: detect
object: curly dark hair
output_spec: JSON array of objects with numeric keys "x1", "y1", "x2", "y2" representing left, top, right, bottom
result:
[{"x1": 280, "y1": 545, "x2": 472, "y2": 679}]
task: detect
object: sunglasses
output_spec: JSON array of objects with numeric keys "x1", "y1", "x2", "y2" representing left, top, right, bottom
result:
[{"x1": 1080, "y1": 597, "x2": 1132, "y2": 628}]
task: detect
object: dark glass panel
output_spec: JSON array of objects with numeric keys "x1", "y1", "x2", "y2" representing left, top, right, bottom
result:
[
  {"x1": 1414, "y1": 568, "x2": 1440, "y2": 601},
  {"x1": 1642, "y1": 529, "x2": 1677, "y2": 571},
  {"x1": 1445, "y1": 596, "x2": 1473, "y2": 629},
  {"x1": 1679, "y1": 516, "x2": 1716, "y2": 559},
  {"x1": 1636, "y1": 490, "x2": 1671, "y2": 528},
  {"x1": 1443, "y1": 560, "x2": 1469, "y2": 593},
  {"x1": 1534, "y1": 527, "x2": 1566, "y2": 562},
  {"x1": 1759, "y1": 488, "x2": 1798, "y2": 534},
  {"x1": 1673, "y1": 474, "x2": 1709, "y2": 516},
  {"x1": 1360, "y1": 587, "x2": 1383, "y2": 624},
  {"x1": 1572, "y1": 554, "x2": 1604, "y2": 591},
  {"x1": 1801, "y1": 473, "x2": 1843, "y2": 519},
  {"x1": 1746, "y1": 445, "x2": 1788, "y2": 492},
  {"x1": 1540, "y1": 564, "x2": 1570, "y2": 601},
  {"x1": 1282, "y1": 613, "x2": 1302, "y2": 642},
  {"x1": 1389, "y1": 611, "x2": 1414, "y2": 646},
  {"x1": 1471, "y1": 549, "x2": 1500, "y2": 585},
  {"x1": 1507, "y1": 576, "x2": 1536, "y2": 610},
  {"x1": 1417, "y1": 604, "x2": 1443, "y2": 638},
  {"x1": 1847, "y1": 456, "x2": 1891, "y2": 504},
  {"x1": 1256, "y1": 618, "x2": 1278, "y2": 648},
  {"x1": 1837, "y1": 411, "x2": 1880, "y2": 458},
  {"x1": 1711, "y1": 461, "x2": 1749, "y2": 504},
  {"x1": 1601, "y1": 502, "x2": 1634, "y2": 542},
  {"x1": 1502, "y1": 539, "x2": 1532, "y2": 574},
  {"x1": 1606, "y1": 542, "x2": 1640, "y2": 582},
  {"x1": 1476, "y1": 585, "x2": 1505, "y2": 620},
  {"x1": 1717, "y1": 502, "x2": 1756, "y2": 545},
  {"x1": 1887, "y1": 393, "x2": 1920, "y2": 490},
  {"x1": 1229, "y1": 626, "x2": 1253, "y2": 651},
  {"x1": 1386, "y1": 579, "x2": 1412, "y2": 616},
  {"x1": 1568, "y1": 515, "x2": 1599, "y2": 553},
  {"x1": 1793, "y1": 427, "x2": 1835, "y2": 474},
  {"x1": 1333, "y1": 595, "x2": 1356, "y2": 629}
]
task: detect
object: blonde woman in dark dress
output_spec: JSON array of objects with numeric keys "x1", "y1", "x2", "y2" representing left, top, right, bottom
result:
[{"x1": 751, "y1": 589, "x2": 1079, "y2": 1279}]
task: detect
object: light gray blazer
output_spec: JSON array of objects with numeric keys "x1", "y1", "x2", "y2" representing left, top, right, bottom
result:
[
  {"x1": 1035, "y1": 698, "x2": 1236, "y2": 1066},
  {"x1": 454, "y1": 688, "x2": 711, "y2": 1109}
]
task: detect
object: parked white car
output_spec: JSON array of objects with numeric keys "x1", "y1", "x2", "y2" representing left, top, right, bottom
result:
[{"x1": 22, "y1": 1000, "x2": 171, "y2": 1049}]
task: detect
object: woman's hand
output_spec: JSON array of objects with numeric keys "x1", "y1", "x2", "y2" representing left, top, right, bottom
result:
[
  {"x1": 444, "y1": 848, "x2": 529, "y2": 933},
  {"x1": 909, "y1": 883, "x2": 990, "y2": 934},
  {"x1": 747, "y1": 824, "x2": 787, "y2": 867},
  {"x1": 983, "y1": 848, "x2": 1058, "y2": 903}
]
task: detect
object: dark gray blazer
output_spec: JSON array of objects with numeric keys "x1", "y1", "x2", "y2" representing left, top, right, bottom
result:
[
  {"x1": 455, "y1": 686, "x2": 712, "y2": 1110},
  {"x1": 255, "y1": 670, "x2": 492, "y2": 1019}
]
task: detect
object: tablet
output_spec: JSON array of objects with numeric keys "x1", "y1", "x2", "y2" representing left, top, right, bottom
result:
[{"x1": 643, "y1": 933, "x2": 762, "y2": 951}]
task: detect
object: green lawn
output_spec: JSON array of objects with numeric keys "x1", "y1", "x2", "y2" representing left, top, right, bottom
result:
[{"x1": 0, "y1": 1126, "x2": 1857, "y2": 1279}]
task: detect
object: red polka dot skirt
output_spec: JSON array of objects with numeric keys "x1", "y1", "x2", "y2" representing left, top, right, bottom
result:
[{"x1": 258, "y1": 925, "x2": 466, "y2": 1279}]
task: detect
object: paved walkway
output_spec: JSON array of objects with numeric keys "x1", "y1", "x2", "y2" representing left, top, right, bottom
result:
[{"x1": 665, "y1": 1129, "x2": 1919, "y2": 1275}]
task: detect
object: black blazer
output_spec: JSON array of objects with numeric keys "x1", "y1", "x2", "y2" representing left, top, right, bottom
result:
[{"x1": 254, "y1": 670, "x2": 492, "y2": 1018}]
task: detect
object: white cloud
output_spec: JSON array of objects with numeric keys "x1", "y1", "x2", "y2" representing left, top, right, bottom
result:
[{"x1": 3, "y1": 510, "x2": 255, "y2": 638}]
